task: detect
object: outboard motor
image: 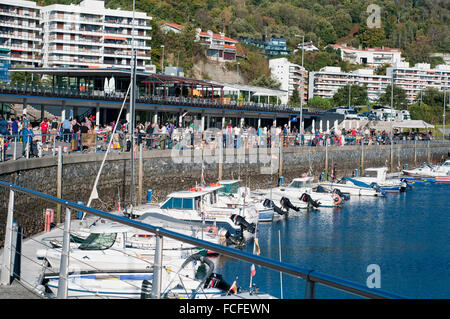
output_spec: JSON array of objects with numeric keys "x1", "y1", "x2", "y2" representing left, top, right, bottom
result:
[
  {"x1": 300, "y1": 193, "x2": 321, "y2": 208},
  {"x1": 230, "y1": 214, "x2": 256, "y2": 234},
  {"x1": 218, "y1": 228, "x2": 245, "y2": 247},
  {"x1": 263, "y1": 199, "x2": 288, "y2": 216},
  {"x1": 204, "y1": 272, "x2": 233, "y2": 292},
  {"x1": 280, "y1": 197, "x2": 301, "y2": 212},
  {"x1": 332, "y1": 188, "x2": 350, "y2": 201}
]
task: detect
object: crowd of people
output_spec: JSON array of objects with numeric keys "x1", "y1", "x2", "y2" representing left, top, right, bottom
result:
[{"x1": 0, "y1": 114, "x2": 438, "y2": 161}]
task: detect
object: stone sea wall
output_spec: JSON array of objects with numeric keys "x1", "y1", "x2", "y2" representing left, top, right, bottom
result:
[{"x1": 0, "y1": 142, "x2": 449, "y2": 246}]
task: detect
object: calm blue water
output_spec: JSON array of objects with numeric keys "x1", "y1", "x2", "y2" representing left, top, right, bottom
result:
[{"x1": 216, "y1": 182, "x2": 449, "y2": 299}]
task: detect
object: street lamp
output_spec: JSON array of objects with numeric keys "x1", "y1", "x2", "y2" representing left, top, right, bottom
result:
[
  {"x1": 236, "y1": 62, "x2": 240, "y2": 84},
  {"x1": 160, "y1": 44, "x2": 165, "y2": 74},
  {"x1": 295, "y1": 34, "x2": 305, "y2": 138}
]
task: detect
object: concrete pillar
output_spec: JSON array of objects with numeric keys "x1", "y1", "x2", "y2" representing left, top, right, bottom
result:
[
  {"x1": 312, "y1": 120, "x2": 315, "y2": 132},
  {"x1": 273, "y1": 118, "x2": 277, "y2": 127},
  {"x1": 257, "y1": 117, "x2": 261, "y2": 128},
  {"x1": 22, "y1": 98, "x2": 27, "y2": 116},
  {"x1": 96, "y1": 104, "x2": 100, "y2": 126},
  {"x1": 222, "y1": 116, "x2": 225, "y2": 129},
  {"x1": 40, "y1": 105, "x2": 45, "y2": 121},
  {"x1": 201, "y1": 113, "x2": 205, "y2": 131},
  {"x1": 153, "y1": 111, "x2": 158, "y2": 124},
  {"x1": 61, "y1": 101, "x2": 66, "y2": 122},
  {"x1": 326, "y1": 120, "x2": 329, "y2": 133},
  {"x1": 240, "y1": 116, "x2": 244, "y2": 128},
  {"x1": 319, "y1": 120, "x2": 323, "y2": 133}
]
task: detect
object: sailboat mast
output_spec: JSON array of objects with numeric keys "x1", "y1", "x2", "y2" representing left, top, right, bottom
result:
[{"x1": 129, "y1": 0, "x2": 137, "y2": 210}]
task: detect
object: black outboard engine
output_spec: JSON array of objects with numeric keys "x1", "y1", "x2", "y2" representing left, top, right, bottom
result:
[
  {"x1": 230, "y1": 214, "x2": 256, "y2": 234},
  {"x1": 218, "y1": 228, "x2": 245, "y2": 246},
  {"x1": 332, "y1": 188, "x2": 350, "y2": 201},
  {"x1": 300, "y1": 193, "x2": 321, "y2": 208},
  {"x1": 280, "y1": 197, "x2": 301, "y2": 212},
  {"x1": 204, "y1": 273, "x2": 232, "y2": 292},
  {"x1": 263, "y1": 198, "x2": 288, "y2": 216}
]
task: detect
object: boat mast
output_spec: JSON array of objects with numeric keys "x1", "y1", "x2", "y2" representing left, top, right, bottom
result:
[{"x1": 129, "y1": 0, "x2": 137, "y2": 212}]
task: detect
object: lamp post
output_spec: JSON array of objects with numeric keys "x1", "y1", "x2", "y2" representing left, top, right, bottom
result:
[
  {"x1": 236, "y1": 62, "x2": 240, "y2": 84},
  {"x1": 295, "y1": 34, "x2": 305, "y2": 136},
  {"x1": 160, "y1": 45, "x2": 165, "y2": 74},
  {"x1": 390, "y1": 72, "x2": 394, "y2": 172}
]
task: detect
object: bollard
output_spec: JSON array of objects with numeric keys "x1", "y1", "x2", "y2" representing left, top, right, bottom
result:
[
  {"x1": 44, "y1": 209, "x2": 54, "y2": 232},
  {"x1": 354, "y1": 168, "x2": 358, "y2": 177},
  {"x1": 147, "y1": 188, "x2": 152, "y2": 204},
  {"x1": 140, "y1": 279, "x2": 152, "y2": 299},
  {"x1": 279, "y1": 176, "x2": 284, "y2": 186},
  {"x1": 76, "y1": 200, "x2": 83, "y2": 219}
]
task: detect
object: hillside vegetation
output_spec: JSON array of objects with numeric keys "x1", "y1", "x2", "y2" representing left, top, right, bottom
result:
[{"x1": 37, "y1": 1, "x2": 449, "y2": 83}]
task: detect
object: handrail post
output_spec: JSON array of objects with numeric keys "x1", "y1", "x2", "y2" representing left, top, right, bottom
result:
[
  {"x1": 57, "y1": 206, "x2": 71, "y2": 299},
  {"x1": 1, "y1": 189, "x2": 15, "y2": 285},
  {"x1": 305, "y1": 279, "x2": 316, "y2": 299},
  {"x1": 151, "y1": 234, "x2": 163, "y2": 299}
]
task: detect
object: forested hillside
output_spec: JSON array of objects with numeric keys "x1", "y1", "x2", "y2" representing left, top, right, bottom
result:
[{"x1": 37, "y1": 0, "x2": 450, "y2": 80}]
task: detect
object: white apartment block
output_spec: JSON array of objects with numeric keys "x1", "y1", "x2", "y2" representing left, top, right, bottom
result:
[
  {"x1": 269, "y1": 58, "x2": 308, "y2": 105},
  {"x1": 0, "y1": 0, "x2": 152, "y2": 71},
  {"x1": 308, "y1": 66, "x2": 390, "y2": 103},
  {"x1": 331, "y1": 44, "x2": 403, "y2": 69},
  {"x1": 0, "y1": 0, "x2": 41, "y2": 67},
  {"x1": 386, "y1": 62, "x2": 450, "y2": 104}
]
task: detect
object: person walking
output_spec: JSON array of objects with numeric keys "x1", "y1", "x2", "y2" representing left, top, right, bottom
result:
[
  {"x1": 40, "y1": 118, "x2": 49, "y2": 143},
  {"x1": 22, "y1": 122, "x2": 34, "y2": 157},
  {"x1": 62, "y1": 117, "x2": 72, "y2": 143}
]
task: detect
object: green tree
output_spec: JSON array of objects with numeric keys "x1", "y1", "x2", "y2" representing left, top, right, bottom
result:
[
  {"x1": 419, "y1": 87, "x2": 445, "y2": 107},
  {"x1": 288, "y1": 89, "x2": 300, "y2": 107},
  {"x1": 307, "y1": 96, "x2": 334, "y2": 110},
  {"x1": 249, "y1": 75, "x2": 281, "y2": 89},
  {"x1": 378, "y1": 84, "x2": 408, "y2": 110},
  {"x1": 332, "y1": 85, "x2": 368, "y2": 107}
]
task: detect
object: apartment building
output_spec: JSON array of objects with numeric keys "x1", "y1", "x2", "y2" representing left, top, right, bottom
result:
[
  {"x1": 308, "y1": 66, "x2": 390, "y2": 103},
  {"x1": 40, "y1": 0, "x2": 152, "y2": 71},
  {"x1": 0, "y1": 0, "x2": 41, "y2": 68},
  {"x1": 331, "y1": 44, "x2": 403, "y2": 69},
  {"x1": 195, "y1": 28, "x2": 238, "y2": 62},
  {"x1": 160, "y1": 23, "x2": 238, "y2": 62},
  {"x1": 241, "y1": 36, "x2": 290, "y2": 57},
  {"x1": 386, "y1": 62, "x2": 450, "y2": 104},
  {"x1": 0, "y1": 0, "x2": 152, "y2": 71},
  {"x1": 269, "y1": 57, "x2": 308, "y2": 105}
]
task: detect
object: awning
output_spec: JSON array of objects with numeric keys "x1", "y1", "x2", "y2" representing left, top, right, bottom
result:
[
  {"x1": 393, "y1": 120, "x2": 435, "y2": 129},
  {"x1": 104, "y1": 36, "x2": 126, "y2": 41}
]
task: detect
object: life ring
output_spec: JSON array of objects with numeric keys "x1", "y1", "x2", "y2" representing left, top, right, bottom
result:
[
  {"x1": 189, "y1": 188, "x2": 202, "y2": 192},
  {"x1": 205, "y1": 225, "x2": 218, "y2": 235},
  {"x1": 332, "y1": 194, "x2": 342, "y2": 205}
]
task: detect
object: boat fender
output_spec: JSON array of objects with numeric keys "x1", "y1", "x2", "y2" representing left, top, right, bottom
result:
[
  {"x1": 205, "y1": 225, "x2": 218, "y2": 236},
  {"x1": 332, "y1": 193, "x2": 342, "y2": 205}
]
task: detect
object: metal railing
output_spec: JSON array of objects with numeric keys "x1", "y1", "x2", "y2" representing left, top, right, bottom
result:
[
  {"x1": 0, "y1": 180, "x2": 406, "y2": 299},
  {"x1": 1, "y1": 129, "x2": 448, "y2": 163}
]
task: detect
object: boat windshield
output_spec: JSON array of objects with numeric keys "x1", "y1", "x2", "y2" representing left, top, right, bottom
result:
[
  {"x1": 218, "y1": 183, "x2": 238, "y2": 195},
  {"x1": 288, "y1": 180, "x2": 310, "y2": 188},
  {"x1": 79, "y1": 232, "x2": 117, "y2": 250}
]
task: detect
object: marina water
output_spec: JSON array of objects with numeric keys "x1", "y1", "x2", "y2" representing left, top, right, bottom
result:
[{"x1": 216, "y1": 182, "x2": 449, "y2": 299}]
